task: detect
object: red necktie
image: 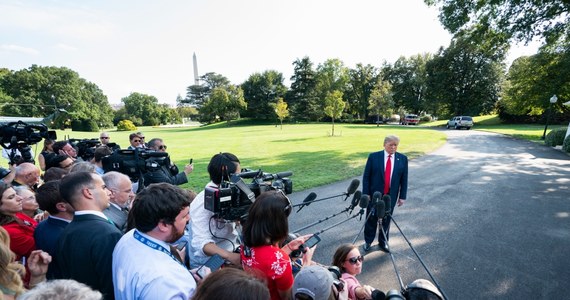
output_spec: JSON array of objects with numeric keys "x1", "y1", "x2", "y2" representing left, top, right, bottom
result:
[{"x1": 384, "y1": 154, "x2": 392, "y2": 195}]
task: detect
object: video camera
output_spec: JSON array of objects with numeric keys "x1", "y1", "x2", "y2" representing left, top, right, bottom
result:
[
  {"x1": 0, "y1": 121, "x2": 56, "y2": 165},
  {"x1": 102, "y1": 148, "x2": 170, "y2": 181},
  {"x1": 204, "y1": 168, "x2": 293, "y2": 221},
  {"x1": 69, "y1": 138, "x2": 101, "y2": 162}
]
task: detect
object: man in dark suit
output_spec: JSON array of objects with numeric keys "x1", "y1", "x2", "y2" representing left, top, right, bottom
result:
[
  {"x1": 34, "y1": 180, "x2": 74, "y2": 279},
  {"x1": 362, "y1": 135, "x2": 408, "y2": 252},
  {"x1": 103, "y1": 171, "x2": 134, "y2": 232},
  {"x1": 56, "y1": 171, "x2": 122, "y2": 299}
]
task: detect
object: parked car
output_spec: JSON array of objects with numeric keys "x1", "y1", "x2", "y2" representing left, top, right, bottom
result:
[
  {"x1": 401, "y1": 114, "x2": 420, "y2": 125},
  {"x1": 446, "y1": 116, "x2": 473, "y2": 130}
]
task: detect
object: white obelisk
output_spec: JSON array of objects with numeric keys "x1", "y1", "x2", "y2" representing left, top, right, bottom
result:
[{"x1": 193, "y1": 52, "x2": 199, "y2": 85}]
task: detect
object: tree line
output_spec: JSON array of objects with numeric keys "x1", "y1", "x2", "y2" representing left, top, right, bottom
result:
[{"x1": 1, "y1": 0, "x2": 568, "y2": 131}]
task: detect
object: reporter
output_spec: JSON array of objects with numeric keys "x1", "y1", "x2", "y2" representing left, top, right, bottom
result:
[
  {"x1": 192, "y1": 268, "x2": 269, "y2": 300},
  {"x1": 241, "y1": 190, "x2": 314, "y2": 300},
  {"x1": 332, "y1": 244, "x2": 376, "y2": 300}
]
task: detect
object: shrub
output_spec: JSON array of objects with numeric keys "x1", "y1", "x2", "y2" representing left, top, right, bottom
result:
[
  {"x1": 563, "y1": 134, "x2": 570, "y2": 153},
  {"x1": 71, "y1": 119, "x2": 99, "y2": 132},
  {"x1": 545, "y1": 128, "x2": 567, "y2": 146},
  {"x1": 117, "y1": 120, "x2": 137, "y2": 131}
]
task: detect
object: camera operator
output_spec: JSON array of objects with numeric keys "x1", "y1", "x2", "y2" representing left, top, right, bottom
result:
[
  {"x1": 188, "y1": 152, "x2": 241, "y2": 268},
  {"x1": 52, "y1": 141, "x2": 82, "y2": 162},
  {"x1": 142, "y1": 138, "x2": 193, "y2": 187}
]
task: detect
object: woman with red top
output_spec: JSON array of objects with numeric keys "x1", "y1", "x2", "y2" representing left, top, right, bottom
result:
[
  {"x1": 241, "y1": 190, "x2": 314, "y2": 300},
  {"x1": 0, "y1": 182, "x2": 37, "y2": 262}
]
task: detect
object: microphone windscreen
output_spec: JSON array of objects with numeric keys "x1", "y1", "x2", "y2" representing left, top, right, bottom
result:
[
  {"x1": 346, "y1": 179, "x2": 360, "y2": 195},
  {"x1": 382, "y1": 194, "x2": 391, "y2": 213},
  {"x1": 351, "y1": 190, "x2": 361, "y2": 208},
  {"x1": 376, "y1": 201, "x2": 385, "y2": 219},
  {"x1": 359, "y1": 194, "x2": 370, "y2": 208},
  {"x1": 276, "y1": 171, "x2": 293, "y2": 179},
  {"x1": 304, "y1": 192, "x2": 317, "y2": 203},
  {"x1": 372, "y1": 191, "x2": 382, "y2": 205}
]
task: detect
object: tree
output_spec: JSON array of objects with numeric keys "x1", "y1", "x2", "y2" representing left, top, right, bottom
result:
[
  {"x1": 345, "y1": 64, "x2": 379, "y2": 119},
  {"x1": 121, "y1": 92, "x2": 161, "y2": 126},
  {"x1": 384, "y1": 54, "x2": 432, "y2": 115},
  {"x1": 287, "y1": 57, "x2": 320, "y2": 121},
  {"x1": 241, "y1": 70, "x2": 287, "y2": 119},
  {"x1": 323, "y1": 90, "x2": 345, "y2": 136},
  {"x1": 426, "y1": 37, "x2": 504, "y2": 117},
  {"x1": 315, "y1": 59, "x2": 349, "y2": 119},
  {"x1": 183, "y1": 72, "x2": 231, "y2": 108},
  {"x1": 425, "y1": 0, "x2": 570, "y2": 46},
  {"x1": 199, "y1": 86, "x2": 246, "y2": 123},
  {"x1": 273, "y1": 97, "x2": 289, "y2": 130},
  {"x1": 368, "y1": 79, "x2": 394, "y2": 126}
]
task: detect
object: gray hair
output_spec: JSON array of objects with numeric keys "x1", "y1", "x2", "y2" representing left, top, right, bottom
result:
[
  {"x1": 102, "y1": 171, "x2": 130, "y2": 190},
  {"x1": 384, "y1": 135, "x2": 400, "y2": 145},
  {"x1": 69, "y1": 162, "x2": 96, "y2": 174},
  {"x1": 147, "y1": 138, "x2": 163, "y2": 149},
  {"x1": 18, "y1": 279, "x2": 103, "y2": 300}
]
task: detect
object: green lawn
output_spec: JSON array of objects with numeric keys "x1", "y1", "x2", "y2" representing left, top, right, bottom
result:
[
  {"x1": 424, "y1": 114, "x2": 568, "y2": 142},
  {"x1": 50, "y1": 123, "x2": 446, "y2": 192}
]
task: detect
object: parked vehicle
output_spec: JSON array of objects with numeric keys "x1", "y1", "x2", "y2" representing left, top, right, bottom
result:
[
  {"x1": 446, "y1": 116, "x2": 473, "y2": 130},
  {"x1": 401, "y1": 114, "x2": 420, "y2": 125}
]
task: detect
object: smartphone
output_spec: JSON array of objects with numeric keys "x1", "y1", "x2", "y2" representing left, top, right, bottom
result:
[
  {"x1": 175, "y1": 240, "x2": 188, "y2": 251},
  {"x1": 196, "y1": 254, "x2": 225, "y2": 278},
  {"x1": 304, "y1": 234, "x2": 321, "y2": 249},
  {"x1": 189, "y1": 158, "x2": 193, "y2": 164}
]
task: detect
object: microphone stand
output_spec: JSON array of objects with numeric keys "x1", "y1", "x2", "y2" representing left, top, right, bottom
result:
[
  {"x1": 387, "y1": 213, "x2": 449, "y2": 300},
  {"x1": 292, "y1": 193, "x2": 351, "y2": 209},
  {"x1": 379, "y1": 220, "x2": 405, "y2": 292},
  {"x1": 311, "y1": 209, "x2": 366, "y2": 236},
  {"x1": 351, "y1": 206, "x2": 377, "y2": 245},
  {"x1": 293, "y1": 205, "x2": 353, "y2": 234}
]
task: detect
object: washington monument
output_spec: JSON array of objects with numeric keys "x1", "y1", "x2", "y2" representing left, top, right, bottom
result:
[{"x1": 193, "y1": 52, "x2": 199, "y2": 85}]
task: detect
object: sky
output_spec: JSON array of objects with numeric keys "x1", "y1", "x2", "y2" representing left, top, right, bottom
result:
[{"x1": 0, "y1": 0, "x2": 541, "y2": 107}]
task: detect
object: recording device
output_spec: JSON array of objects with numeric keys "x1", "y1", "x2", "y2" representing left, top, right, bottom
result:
[
  {"x1": 383, "y1": 194, "x2": 392, "y2": 214},
  {"x1": 102, "y1": 148, "x2": 170, "y2": 181},
  {"x1": 296, "y1": 192, "x2": 317, "y2": 213},
  {"x1": 204, "y1": 168, "x2": 293, "y2": 221},
  {"x1": 0, "y1": 121, "x2": 56, "y2": 165},
  {"x1": 189, "y1": 158, "x2": 193, "y2": 164},
  {"x1": 293, "y1": 179, "x2": 360, "y2": 211},
  {"x1": 349, "y1": 190, "x2": 362, "y2": 214},
  {"x1": 196, "y1": 254, "x2": 225, "y2": 279},
  {"x1": 69, "y1": 138, "x2": 101, "y2": 161}
]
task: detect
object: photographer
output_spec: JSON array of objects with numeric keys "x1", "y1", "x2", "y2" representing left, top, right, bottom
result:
[
  {"x1": 188, "y1": 152, "x2": 241, "y2": 268},
  {"x1": 142, "y1": 138, "x2": 193, "y2": 187}
]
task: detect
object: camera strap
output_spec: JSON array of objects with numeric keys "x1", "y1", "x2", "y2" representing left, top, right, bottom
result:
[{"x1": 230, "y1": 175, "x2": 255, "y2": 201}]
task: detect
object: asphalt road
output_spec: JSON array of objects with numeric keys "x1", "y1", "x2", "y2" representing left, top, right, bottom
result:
[{"x1": 287, "y1": 128, "x2": 570, "y2": 300}]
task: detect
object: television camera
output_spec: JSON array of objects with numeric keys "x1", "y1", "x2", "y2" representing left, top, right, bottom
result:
[
  {"x1": 204, "y1": 168, "x2": 293, "y2": 221},
  {"x1": 102, "y1": 148, "x2": 170, "y2": 183},
  {"x1": 68, "y1": 138, "x2": 101, "y2": 162},
  {"x1": 0, "y1": 120, "x2": 56, "y2": 165}
]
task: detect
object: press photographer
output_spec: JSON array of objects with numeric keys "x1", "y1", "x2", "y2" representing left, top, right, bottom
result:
[
  {"x1": 142, "y1": 138, "x2": 193, "y2": 187},
  {"x1": 188, "y1": 152, "x2": 242, "y2": 269}
]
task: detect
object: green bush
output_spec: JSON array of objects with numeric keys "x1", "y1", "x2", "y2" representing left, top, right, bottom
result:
[
  {"x1": 117, "y1": 120, "x2": 137, "y2": 131},
  {"x1": 563, "y1": 134, "x2": 570, "y2": 153},
  {"x1": 545, "y1": 128, "x2": 567, "y2": 146},
  {"x1": 71, "y1": 119, "x2": 99, "y2": 132}
]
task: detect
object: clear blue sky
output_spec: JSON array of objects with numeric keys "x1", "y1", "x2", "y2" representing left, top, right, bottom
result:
[{"x1": 0, "y1": 0, "x2": 539, "y2": 106}]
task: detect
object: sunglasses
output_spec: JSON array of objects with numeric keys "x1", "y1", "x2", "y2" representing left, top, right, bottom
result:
[
  {"x1": 346, "y1": 255, "x2": 364, "y2": 264},
  {"x1": 158, "y1": 145, "x2": 167, "y2": 150},
  {"x1": 100, "y1": 137, "x2": 109, "y2": 139},
  {"x1": 133, "y1": 139, "x2": 141, "y2": 143},
  {"x1": 276, "y1": 189, "x2": 292, "y2": 215}
]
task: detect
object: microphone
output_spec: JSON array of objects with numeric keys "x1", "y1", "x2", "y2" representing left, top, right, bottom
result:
[
  {"x1": 237, "y1": 169, "x2": 262, "y2": 179},
  {"x1": 371, "y1": 289, "x2": 386, "y2": 300},
  {"x1": 358, "y1": 194, "x2": 370, "y2": 220},
  {"x1": 262, "y1": 171, "x2": 293, "y2": 181},
  {"x1": 349, "y1": 190, "x2": 361, "y2": 214},
  {"x1": 345, "y1": 179, "x2": 360, "y2": 198},
  {"x1": 372, "y1": 191, "x2": 382, "y2": 207},
  {"x1": 376, "y1": 200, "x2": 385, "y2": 219},
  {"x1": 383, "y1": 194, "x2": 392, "y2": 215},
  {"x1": 296, "y1": 192, "x2": 317, "y2": 213}
]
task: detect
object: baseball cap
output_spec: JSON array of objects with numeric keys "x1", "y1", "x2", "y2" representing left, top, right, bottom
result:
[{"x1": 292, "y1": 265, "x2": 333, "y2": 300}]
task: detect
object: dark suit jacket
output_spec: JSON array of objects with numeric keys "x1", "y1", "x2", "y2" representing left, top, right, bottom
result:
[
  {"x1": 142, "y1": 164, "x2": 188, "y2": 186},
  {"x1": 103, "y1": 204, "x2": 127, "y2": 232},
  {"x1": 56, "y1": 214, "x2": 122, "y2": 300},
  {"x1": 34, "y1": 216, "x2": 70, "y2": 279},
  {"x1": 362, "y1": 150, "x2": 408, "y2": 212}
]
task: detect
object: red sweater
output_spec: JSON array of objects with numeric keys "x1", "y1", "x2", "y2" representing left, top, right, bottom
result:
[{"x1": 1, "y1": 212, "x2": 37, "y2": 261}]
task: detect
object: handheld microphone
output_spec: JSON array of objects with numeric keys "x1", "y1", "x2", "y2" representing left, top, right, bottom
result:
[
  {"x1": 349, "y1": 190, "x2": 361, "y2": 214},
  {"x1": 383, "y1": 194, "x2": 392, "y2": 215},
  {"x1": 296, "y1": 192, "x2": 317, "y2": 213},
  {"x1": 345, "y1": 179, "x2": 360, "y2": 198},
  {"x1": 358, "y1": 194, "x2": 370, "y2": 221}
]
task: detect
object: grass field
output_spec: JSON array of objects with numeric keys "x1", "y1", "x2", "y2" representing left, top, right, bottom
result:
[
  {"x1": 48, "y1": 123, "x2": 447, "y2": 192},
  {"x1": 424, "y1": 114, "x2": 568, "y2": 142}
]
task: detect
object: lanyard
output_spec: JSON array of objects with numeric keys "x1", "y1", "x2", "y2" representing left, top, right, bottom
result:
[{"x1": 133, "y1": 230, "x2": 187, "y2": 270}]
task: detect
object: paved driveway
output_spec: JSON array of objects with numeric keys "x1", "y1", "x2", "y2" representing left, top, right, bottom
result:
[{"x1": 287, "y1": 129, "x2": 570, "y2": 299}]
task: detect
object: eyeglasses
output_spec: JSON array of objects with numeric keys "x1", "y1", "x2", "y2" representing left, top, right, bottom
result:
[
  {"x1": 276, "y1": 189, "x2": 292, "y2": 215},
  {"x1": 346, "y1": 255, "x2": 364, "y2": 264},
  {"x1": 100, "y1": 137, "x2": 109, "y2": 139},
  {"x1": 158, "y1": 145, "x2": 167, "y2": 150},
  {"x1": 133, "y1": 139, "x2": 141, "y2": 143}
]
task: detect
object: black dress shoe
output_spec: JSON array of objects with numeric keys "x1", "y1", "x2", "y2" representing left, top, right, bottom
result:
[
  {"x1": 363, "y1": 243, "x2": 372, "y2": 251},
  {"x1": 378, "y1": 243, "x2": 390, "y2": 253}
]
